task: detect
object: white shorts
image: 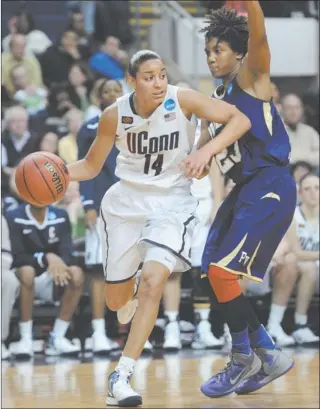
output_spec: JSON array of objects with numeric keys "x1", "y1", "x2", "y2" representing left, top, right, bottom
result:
[
  {"x1": 85, "y1": 220, "x2": 103, "y2": 266},
  {"x1": 191, "y1": 197, "x2": 213, "y2": 267},
  {"x1": 34, "y1": 272, "x2": 54, "y2": 302},
  {"x1": 99, "y1": 182, "x2": 197, "y2": 283}
]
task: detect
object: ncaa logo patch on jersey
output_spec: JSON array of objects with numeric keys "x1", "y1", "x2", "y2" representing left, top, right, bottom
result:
[
  {"x1": 164, "y1": 99, "x2": 176, "y2": 111},
  {"x1": 121, "y1": 116, "x2": 133, "y2": 124}
]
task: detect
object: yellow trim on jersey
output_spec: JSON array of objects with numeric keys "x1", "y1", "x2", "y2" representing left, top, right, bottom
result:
[
  {"x1": 193, "y1": 303, "x2": 211, "y2": 309},
  {"x1": 209, "y1": 263, "x2": 263, "y2": 283},
  {"x1": 216, "y1": 234, "x2": 248, "y2": 267},
  {"x1": 247, "y1": 241, "x2": 262, "y2": 276},
  {"x1": 261, "y1": 192, "x2": 281, "y2": 202},
  {"x1": 263, "y1": 102, "x2": 273, "y2": 135}
]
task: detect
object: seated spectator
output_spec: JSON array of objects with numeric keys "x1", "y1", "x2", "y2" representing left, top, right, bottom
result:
[
  {"x1": 1, "y1": 214, "x2": 20, "y2": 360},
  {"x1": 281, "y1": 93, "x2": 319, "y2": 169},
  {"x1": 45, "y1": 85, "x2": 79, "y2": 137},
  {"x1": 94, "y1": 1, "x2": 133, "y2": 47},
  {"x1": 89, "y1": 36, "x2": 128, "y2": 80},
  {"x1": 57, "y1": 181, "x2": 85, "y2": 239},
  {"x1": 6, "y1": 202, "x2": 84, "y2": 358},
  {"x1": 2, "y1": 34, "x2": 44, "y2": 96},
  {"x1": 267, "y1": 173, "x2": 319, "y2": 346},
  {"x1": 37, "y1": 131, "x2": 59, "y2": 155},
  {"x1": 2, "y1": 12, "x2": 52, "y2": 56},
  {"x1": 38, "y1": 30, "x2": 88, "y2": 88},
  {"x1": 11, "y1": 64, "x2": 48, "y2": 115},
  {"x1": 85, "y1": 78, "x2": 123, "y2": 121},
  {"x1": 67, "y1": 8, "x2": 93, "y2": 53},
  {"x1": 58, "y1": 109, "x2": 83, "y2": 164},
  {"x1": 1, "y1": 106, "x2": 39, "y2": 211},
  {"x1": 270, "y1": 81, "x2": 282, "y2": 115},
  {"x1": 291, "y1": 160, "x2": 314, "y2": 204},
  {"x1": 67, "y1": 62, "x2": 93, "y2": 113}
]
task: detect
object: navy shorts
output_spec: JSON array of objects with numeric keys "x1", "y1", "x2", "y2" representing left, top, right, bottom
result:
[{"x1": 202, "y1": 167, "x2": 297, "y2": 282}]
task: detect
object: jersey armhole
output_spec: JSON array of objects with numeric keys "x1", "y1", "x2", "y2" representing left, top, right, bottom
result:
[{"x1": 173, "y1": 86, "x2": 196, "y2": 125}]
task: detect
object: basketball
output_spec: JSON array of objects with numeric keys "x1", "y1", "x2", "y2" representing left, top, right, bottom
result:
[{"x1": 15, "y1": 152, "x2": 70, "y2": 206}]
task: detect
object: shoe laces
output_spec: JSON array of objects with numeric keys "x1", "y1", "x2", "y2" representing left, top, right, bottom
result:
[{"x1": 215, "y1": 357, "x2": 234, "y2": 382}]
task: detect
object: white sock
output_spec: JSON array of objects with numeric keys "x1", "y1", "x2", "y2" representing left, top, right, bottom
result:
[
  {"x1": 116, "y1": 356, "x2": 136, "y2": 376},
  {"x1": 92, "y1": 318, "x2": 105, "y2": 335},
  {"x1": 165, "y1": 310, "x2": 178, "y2": 322},
  {"x1": 52, "y1": 319, "x2": 70, "y2": 339},
  {"x1": 19, "y1": 321, "x2": 32, "y2": 340},
  {"x1": 268, "y1": 304, "x2": 286, "y2": 327},
  {"x1": 295, "y1": 313, "x2": 307, "y2": 326},
  {"x1": 195, "y1": 307, "x2": 210, "y2": 321}
]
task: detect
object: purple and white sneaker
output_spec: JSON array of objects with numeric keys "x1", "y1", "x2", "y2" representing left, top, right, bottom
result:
[
  {"x1": 200, "y1": 350, "x2": 262, "y2": 398},
  {"x1": 235, "y1": 346, "x2": 294, "y2": 395}
]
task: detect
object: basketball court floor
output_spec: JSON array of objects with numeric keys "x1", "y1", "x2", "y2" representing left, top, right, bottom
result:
[{"x1": 2, "y1": 347, "x2": 319, "y2": 408}]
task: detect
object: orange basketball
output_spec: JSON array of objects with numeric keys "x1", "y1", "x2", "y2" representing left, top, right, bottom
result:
[{"x1": 15, "y1": 152, "x2": 70, "y2": 206}]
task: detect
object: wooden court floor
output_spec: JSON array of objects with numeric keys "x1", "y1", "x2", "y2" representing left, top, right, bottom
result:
[{"x1": 2, "y1": 348, "x2": 319, "y2": 408}]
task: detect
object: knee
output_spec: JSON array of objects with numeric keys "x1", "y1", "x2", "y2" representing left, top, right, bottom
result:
[
  {"x1": 16, "y1": 266, "x2": 36, "y2": 288},
  {"x1": 299, "y1": 262, "x2": 317, "y2": 280},
  {"x1": 284, "y1": 252, "x2": 297, "y2": 266},
  {"x1": 68, "y1": 266, "x2": 84, "y2": 288},
  {"x1": 139, "y1": 268, "x2": 169, "y2": 301}
]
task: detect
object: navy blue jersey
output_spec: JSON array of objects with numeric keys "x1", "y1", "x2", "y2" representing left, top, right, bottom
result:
[
  {"x1": 6, "y1": 204, "x2": 74, "y2": 275},
  {"x1": 77, "y1": 115, "x2": 119, "y2": 212},
  {"x1": 208, "y1": 79, "x2": 291, "y2": 184}
]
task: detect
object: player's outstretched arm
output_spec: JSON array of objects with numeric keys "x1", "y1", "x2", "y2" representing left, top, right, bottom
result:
[
  {"x1": 67, "y1": 104, "x2": 118, "y2": 182},
  {"x1": 178, "y1": 88, "x2": 251, "y2": 178},
  {"x1": 243, "y1": 0, "x2": 271, "y2": 75}
]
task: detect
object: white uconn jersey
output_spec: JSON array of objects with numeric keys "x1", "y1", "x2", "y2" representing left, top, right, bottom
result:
[
  {"x1": 115, "y1": 85, "x2": 196, "y2": 190},
  {"x1": 294, "y1": 206, "x2": 319, "y2": 252}
]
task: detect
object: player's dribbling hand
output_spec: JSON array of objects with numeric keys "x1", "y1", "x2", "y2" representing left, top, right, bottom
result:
[
  {"x1": 85, "y1": 209, "x2": 98, "y2": 230},
  {"x1": 46, "y1": 253, "x2": 71, "y2": 287},
  {"x1": 179, "y1": 148, "x2": 212, "y2": 179}
]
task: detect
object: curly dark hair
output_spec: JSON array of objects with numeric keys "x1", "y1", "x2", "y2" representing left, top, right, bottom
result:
[{"x1": 200, "y1": 6, "x2": 249, "y2": 56}]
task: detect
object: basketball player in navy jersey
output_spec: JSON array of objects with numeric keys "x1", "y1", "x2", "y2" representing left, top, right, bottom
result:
[{"x1": 180, "y1": 1, "x2": 296, "y2": 398}]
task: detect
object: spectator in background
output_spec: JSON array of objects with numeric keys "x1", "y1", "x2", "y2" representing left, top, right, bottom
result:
[
  {"x1": 67, "y1": 8, "x2": 93, "y2": 52},
  {"x1": 45, "y1": 85, "x2": 78, "y2": 137},
  {"x1": 291, "y1": 161, "x2": 314, "y2": 204},
  {"x1": 1, "y1": 214, "x2": 20, "y2": 360},
  {"x1": 85, "y1": 78, "x2": 123, "y2": 121},
  {"x1": 37, "y1": 131, "x2": 59, "y2": 155},
  {"x1": 270, "y1": 81, "x2": 282, "y2": 115},
  {"x1": 6, "y1": 203, "x2": 84, "y2": 358},
  {"x1": 89, "y1": 36, "x2": 128, "y2": 81},
  {"x1": 94, "y1": 1, "x2": 133, "y2": 48},
  {"x1": 281, "y1": 93, "x2": 319, "y2": 169},
  {"x1": 58, "y1": 109, "x2": 83, "y2": 164},
  {"x1": 11, "y1": 64, "x2": 48, "y2": 115},
  {"x1": 39, "y1": 30, "x2": 89, "y2": 88},
  {"x1": 67, "y1": 62, "x2": 93, "y2": 114},
  {"x1": 2, "y1": 12, "x2": 52, "y2": 56},
  {"x1": 2, "y1": 34, "x2": 44, "y2": 96},
  {"x1": 1, "y1": 106, "x2": 39, "y2": 210},
  {"x1": 267, "y1": 173, "x2": 319, "y2": 346}
]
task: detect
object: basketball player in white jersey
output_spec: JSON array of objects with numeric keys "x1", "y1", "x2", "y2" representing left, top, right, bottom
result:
[
  {"x1": 67, "y1": 50, "x2": 251, "y2": 406},
  {"x1": 267, "y1": 172, "x2": 319, "y2": 346}
]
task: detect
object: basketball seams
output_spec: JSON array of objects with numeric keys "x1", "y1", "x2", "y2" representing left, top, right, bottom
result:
[
  {"x1": 22, "y1": 163, "x2": 44, "y2": 206},
  {"x1": 39, "y1": 153, "x2": 67, "y2": 187},
  {"x1": 32, "y1": 159, "x2": 56, "y2": 201}
]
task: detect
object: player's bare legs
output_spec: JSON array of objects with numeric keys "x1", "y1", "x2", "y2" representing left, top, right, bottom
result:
[
  {"x1": 16, "y1": 266, "x2": 35, "y2": 324},
  {"x1": 292, "y1": 261, "x2": 319, "y2": 344},
  {"x1": 162, "y1": 272, "x2": 182, "y2": 350},
  {"x1": 106, "y1": 261, "x2": 170, "y2": 407},
  {"x1": 57, "y1": 266, "x2": 84, "y2": 322},
  {"x1": 105, "y1": 277, "x2": 136, "y2": 312},
  {"x1": 122, "y1": 261, "x2": 170, "y2": 359},
  {"x1": 267, "y1": 248, "x2": 298, "y2": 346}
]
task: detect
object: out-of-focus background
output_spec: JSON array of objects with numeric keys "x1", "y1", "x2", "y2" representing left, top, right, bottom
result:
[{"x1": 1, "y1": 0, "x2": 319, "y2": 361}]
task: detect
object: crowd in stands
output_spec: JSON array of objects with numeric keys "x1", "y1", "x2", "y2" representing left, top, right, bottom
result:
[{"x1": 1, "y1": 1, "x2": 319, "y2": 361}]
